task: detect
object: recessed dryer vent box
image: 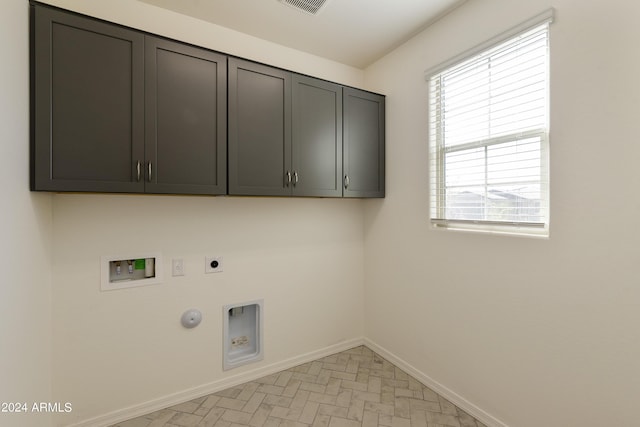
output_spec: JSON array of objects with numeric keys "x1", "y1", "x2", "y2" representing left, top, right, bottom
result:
[
  {"x1": 100, "y1": 253, "x2": 163, "y2": 291},
  {"x1": 223, "y1": 300, "x2": 263, "y2": 370}
]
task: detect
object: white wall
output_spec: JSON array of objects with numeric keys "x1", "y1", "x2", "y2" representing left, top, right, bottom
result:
[
  {"x1": 29, "y1": 1, "x2": 367, "y2": 426},
  {"x1": 14, "y1": 0, "x2": 639, "y2": 425},
  {"x1": 0, "y1": 2, "x2": 53, "y2": 427},
  {"x1": 53, "y1": 195, "x2": 365, "y2": 426},
  {"x1": 364, "y1": 0, "x2": 640, "y2": 426}
]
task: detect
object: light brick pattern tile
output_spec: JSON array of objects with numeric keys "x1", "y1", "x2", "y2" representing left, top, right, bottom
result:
[{"x1": 110, "y1": 347, "x2": 485, "y2": 427}]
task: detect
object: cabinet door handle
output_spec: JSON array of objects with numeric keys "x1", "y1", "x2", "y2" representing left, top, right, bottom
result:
[
  {"x1": 136, "y1": 161, "x2": 141, "y2": 182},
  {"x1": 285, "y1": 171, "x2": 291, "y2": 187},
  {"x1": 344, "y1": 175, "x2": 350, "y2": 189},
  {"x1": 293, "y1": 171, "x2": 299, "y2": 186},
  {"x1": 148, "y1": 162, "x2": 153, "y2": 182}
]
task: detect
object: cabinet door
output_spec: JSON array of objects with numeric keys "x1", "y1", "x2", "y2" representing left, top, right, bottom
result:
[
  {"x1": 228, "y1": 58, "x2": 292, "y2": 196},
  {"x1": 145, "y1": 37, "x2": 227, "y2": 195},
  {"x1": 292, "y1": 75, "x2": 342, "y2": 197},
  {"x1": 343, "y1": 88, "x2": 385, "y2": 198},
  {"x1": 32, "y1": 5, "x2": 144, "y2": 192}
]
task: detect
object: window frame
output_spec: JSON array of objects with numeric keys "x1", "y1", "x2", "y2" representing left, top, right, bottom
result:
[{"x1": 426, "y1": 9, "x2": 554, "y2": 237}]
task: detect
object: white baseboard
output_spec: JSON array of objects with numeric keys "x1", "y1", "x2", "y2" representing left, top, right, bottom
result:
[
  {"x1": 68, "y1": 337, "x2": 506, "y2": 427},
  {"x1": 363, "y1": 338, "x2": 508, "y2": 427},
  {"x1": 67, "y1": 337, "x2": 365, "y2": 427}
]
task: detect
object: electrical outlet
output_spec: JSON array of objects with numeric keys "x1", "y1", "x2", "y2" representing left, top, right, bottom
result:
[
  {"x1": 205, "y1": 256, "x2": 223, "y2": 273},
  {"x1": 172, "y1": 258, "x2": 185, "y2": 276}
]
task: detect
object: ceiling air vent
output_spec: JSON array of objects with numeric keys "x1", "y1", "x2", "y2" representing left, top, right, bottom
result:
[{"x1": 278, "y1": 0, "x2": 330, "y2": 15}]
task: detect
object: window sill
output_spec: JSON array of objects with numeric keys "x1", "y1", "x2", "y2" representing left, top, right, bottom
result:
[{"x1": 431, "y1": 220, "x2": 549, "y2": 238}]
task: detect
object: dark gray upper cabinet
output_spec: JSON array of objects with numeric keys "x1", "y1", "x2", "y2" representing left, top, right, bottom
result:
[
  {"x1": 32, "y1": 4, "x2": 145, "y2": 192},
  {"x1": 31, "y1": 4, "x2": 385, "y2": 198},
  {"x1": 292, "y1": 75, "x2": 343, "y2": 197},
  {"x1": 145, "y1": 37, "x2": 227, "y2": 195},
  {"x1": 31, "y1": 4, "x2": 226, "y2": 195},
  {"x1": 228, "y1": 58, "x2": 344, "y2": 197},
  {"x1": 343, "y1": 88, "x2": 386, "y2": 198},
  {"x1": 228, "y1": 58, "x2": 292, "y2": 196}
]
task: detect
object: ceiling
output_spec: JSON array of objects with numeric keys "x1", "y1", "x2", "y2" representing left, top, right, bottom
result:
[{"x1": 138, "y1": 0, "x2": 468, "y2": 68}]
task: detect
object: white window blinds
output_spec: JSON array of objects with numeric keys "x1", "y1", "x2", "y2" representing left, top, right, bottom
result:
[{"x1": 428, "y1": 12, "x2": 552, "y2": 233}]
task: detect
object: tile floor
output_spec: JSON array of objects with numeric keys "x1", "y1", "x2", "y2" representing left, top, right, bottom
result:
[{"x1": 111, "y1": 346, "x2": 486, "y2": 427}]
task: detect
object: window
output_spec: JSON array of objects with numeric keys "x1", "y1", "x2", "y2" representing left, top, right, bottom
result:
[{"x1": 428, "y1": 11, "x2": 553, "y2": 235}]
